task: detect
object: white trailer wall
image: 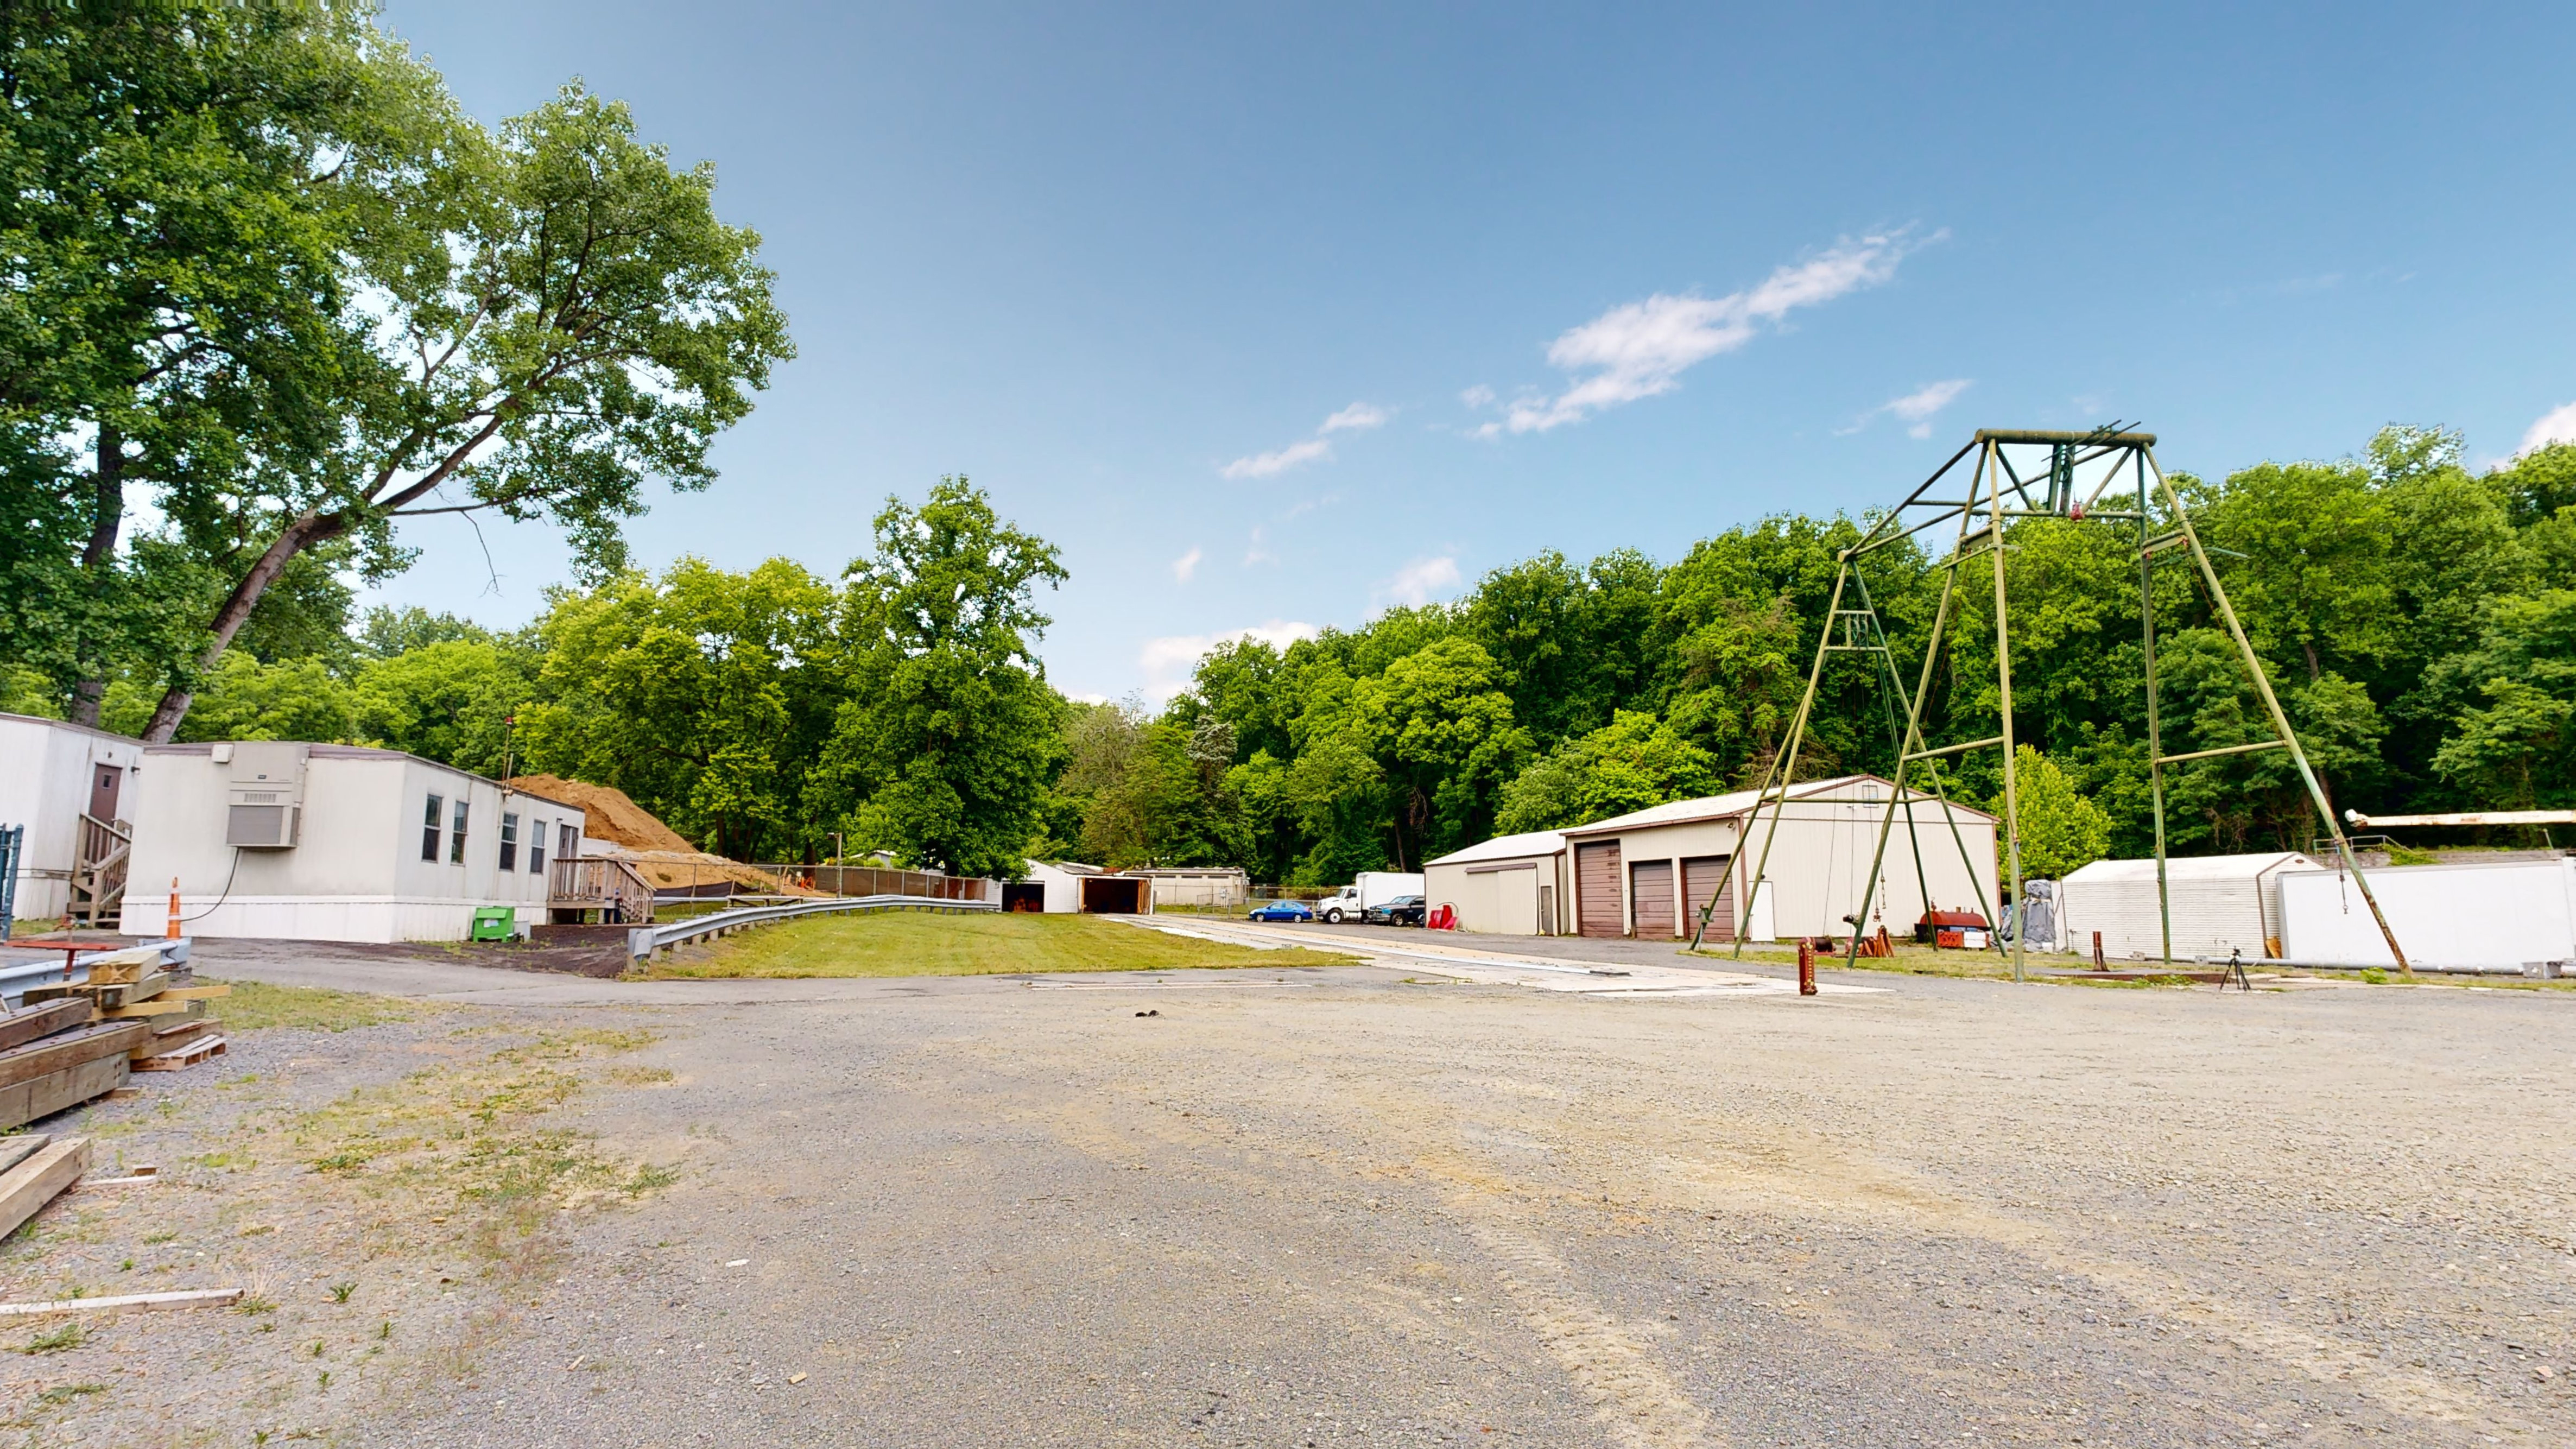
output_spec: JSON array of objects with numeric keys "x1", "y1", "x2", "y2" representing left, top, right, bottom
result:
[
  {"x1": 121, "y1": 744, "x2": 581, "y2": 942},
  {"x1": 2278, "y1": 858, "x2": 2576, "y2": 968},
  {"x1": 2058, "y1": 853, "x2": 2318, "y2": 961},
  {"x1": 1425, "y1": 831, "x2": 1567, "y2": 935},
  {"x1": 0, "y1": 713, "x2": 144, "y2": 921}
]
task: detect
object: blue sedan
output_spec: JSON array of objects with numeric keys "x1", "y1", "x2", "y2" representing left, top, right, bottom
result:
[{"x1": 1248, "y1": 900, "x2": 1313, "y2": 922}]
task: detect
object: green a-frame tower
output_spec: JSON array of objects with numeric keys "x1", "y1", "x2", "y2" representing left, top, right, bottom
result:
[{"x1": 1730, "y1": 427, "x2": 2410, "y2": 980}]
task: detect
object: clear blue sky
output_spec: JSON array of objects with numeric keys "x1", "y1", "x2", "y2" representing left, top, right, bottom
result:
[{"x1": 370, "y1": 1, "x2": 2576, "y2": 701}]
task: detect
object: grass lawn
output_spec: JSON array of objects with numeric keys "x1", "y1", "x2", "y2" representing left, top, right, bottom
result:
[
  {"x1": 206, "y1": 978, "x2": 426, "y2": 1030},
  {"x1": 644, "y1": 910, "x2": 1359, "y2": 979}
]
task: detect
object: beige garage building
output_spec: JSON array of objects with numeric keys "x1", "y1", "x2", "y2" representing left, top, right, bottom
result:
[
  {"x1": 1423, "y1": 830, "x2": 1571, "y2": 935},
  {"x1": 1431, "y1": 775, "x2": 1998, "y2": 942}
]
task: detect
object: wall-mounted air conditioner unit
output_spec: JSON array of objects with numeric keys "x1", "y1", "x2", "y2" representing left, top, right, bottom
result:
[{"x1": 224, "y1": 741, "x2": 309, "y2": 848}]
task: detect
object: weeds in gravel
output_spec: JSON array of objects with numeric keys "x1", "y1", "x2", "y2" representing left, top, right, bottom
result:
[
  {"x1": 288, "y1": 1028, "x2": 679, "y2": 1264},
  {"x1": 20, "y1": 1323, "x2": 83, "y2": 1354},
  {"x1": 215, "y1": 980, "x2": 421, "y2": 1033},
  {"x1": 34, "y1": 1383, "x2": 104, "y2": 1404}
]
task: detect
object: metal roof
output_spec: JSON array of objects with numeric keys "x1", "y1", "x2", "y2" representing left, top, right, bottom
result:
[
  {"x1": 1426, "y1": 830, "x2": 1566, "y2": 867},
  {"x1": 2064, "y1": 851, "x2": 2320, "y2": 883},
  {"x1": 1556, "y1": 773, "x2": 1995, "y2": 836}
]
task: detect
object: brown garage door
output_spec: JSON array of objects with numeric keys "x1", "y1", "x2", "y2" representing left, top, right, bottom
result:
[
  {"x1": 1630, "y1": 859, "x2": 1675, "y2": 938},
  {"x1": 1682, "y1": 855, "x2": 1733, "y2": 942},
  {"x1": 1575, "y1": 841, "x2": 1623, "y2": 937}
]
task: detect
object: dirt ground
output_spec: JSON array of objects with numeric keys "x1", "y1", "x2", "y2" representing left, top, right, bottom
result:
[{"x1": 0, "y1": 933, "x2": 2568, "y2": 1447}]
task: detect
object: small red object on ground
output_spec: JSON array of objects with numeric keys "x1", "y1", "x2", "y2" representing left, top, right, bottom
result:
[
  {"x1": 1426, "y1": 903, "x2": 1458, "y2": 931},
  {"x1": 1797, "y1": 938, "x2": 1817, "y2": 996}
]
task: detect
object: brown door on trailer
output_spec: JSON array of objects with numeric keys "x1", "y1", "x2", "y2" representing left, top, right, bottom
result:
[
  {"x1": 1575, "y1": 841, "x2": 1623, "y2": 937},
  {"x1": 1630, "y1": 859, "x2": 1675, "y2": 938},
  {"x1": 1682, "y1": 855, "x2": 1733, "y2": 942},
  {"x1": 87, "y1": 764, "x2": 124, "y2": 823}
]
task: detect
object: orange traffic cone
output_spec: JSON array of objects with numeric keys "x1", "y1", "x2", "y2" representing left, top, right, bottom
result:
[{"x1": 165, "y1": 877, "x2": 181, "y2": 939}]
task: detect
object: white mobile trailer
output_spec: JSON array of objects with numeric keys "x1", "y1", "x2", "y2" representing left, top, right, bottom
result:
[
  {"x1": 2277, "y1": 857, "x2": 2576, "y2": 969},
  {"x1": 0, "y1": 713, "x2": 144, "y2": 923},
  {"x1": 119, "y1": 741, "x2": 584, "y2": 943}
]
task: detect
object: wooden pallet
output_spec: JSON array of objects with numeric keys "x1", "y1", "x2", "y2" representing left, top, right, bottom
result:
[{"x1": 132, "y1": 1036, "x2": 225, "y2": 1073}]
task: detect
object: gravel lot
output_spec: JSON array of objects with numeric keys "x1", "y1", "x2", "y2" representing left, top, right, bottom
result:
[{"x1": 4, "y1": 934, "x2": 2569, "y2": 1446}]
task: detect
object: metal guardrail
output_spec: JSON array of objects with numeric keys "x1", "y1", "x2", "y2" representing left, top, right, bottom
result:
[
  {"x1": 626, "y1": 893, "x2": 997, "y2": 960},
  {"x1": 0, "y1": 937, "x2": 191, "y2": 1005}
]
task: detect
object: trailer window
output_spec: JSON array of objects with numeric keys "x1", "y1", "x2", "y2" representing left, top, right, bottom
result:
[
  {"x1": 529, "y1": 819, "x2": 547, "y2": 875},
  {"x1": 422, "y1": 794, "x2": 444, "y2": 862},
  {"x1": 450, "y1": 799, "x2": 469, "y2": 864},
  {"x1": 499, "y1": 813, "x2": 520, "y2": 872}
]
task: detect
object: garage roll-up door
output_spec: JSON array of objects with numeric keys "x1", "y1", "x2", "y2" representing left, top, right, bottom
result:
[
  {"x1": 1682, "y1": 855, "x2": 1732, "y2": 942},
  {"x1": 1575, "y1": 841, "x2": 1623, "y2": 937},
  {"x1": 1630, "y1": 859, "x2": 1675, "y2": 938}
]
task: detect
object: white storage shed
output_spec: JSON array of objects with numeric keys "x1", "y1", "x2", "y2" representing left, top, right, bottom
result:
[
  {"x1": 118, "y1": 742, "x2": 585, "y2": 943},
  {"x1": 1424, "y1": 831, "x2": 1568, "y2": 935},
  {"x1": 1542, "y1": 775, "x2": 1997, "y2": 942},
  {"x1": 1003, "y1": 859, "x2": 1094, "y2": 914},
  {"x1": 1129, "y1": 867, "x2": 1250, "y2": 909},
  {"x1": 2277, "y1": 857, "x2": 2576, "y2": 969},
  {"x1": 0, "y1": 713, "x2": 145, "y2": 927},
  {"x1": 2057, "y1": 851, "x2": 2319, "y2": 962}
]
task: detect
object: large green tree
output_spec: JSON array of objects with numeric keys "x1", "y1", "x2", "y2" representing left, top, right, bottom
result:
[
  {"x1": 143, "y1": 83, "x2": 791, "y2": 739},
  {"x1": 0, "y1": 0, "x2": 430, "y2": 721},
  {"x1": 812, "y1": 479, "x2": 1067, "y2": 877}
]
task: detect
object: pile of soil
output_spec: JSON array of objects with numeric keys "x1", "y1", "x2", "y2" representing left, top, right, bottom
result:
[
  {"x1": 505, "y1": 774, "x2": 818, "y2": 896},
  {"x1": 507, "y1": 774, "x2": 697, "y2": 853}
]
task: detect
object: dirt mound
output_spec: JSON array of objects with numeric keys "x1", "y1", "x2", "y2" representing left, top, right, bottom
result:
[
  {"x1": 505, "y1": 774, "x2": 821, "y2": 896},
  {"x1": 506, "y1": 775, "x2": 697, "y2": 853}
]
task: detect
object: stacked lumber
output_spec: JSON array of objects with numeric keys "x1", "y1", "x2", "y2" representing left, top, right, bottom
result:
[
  {"x1": 0, "y1": 1135, "x2": 87, "y2": 1242},
  {"x1": 0, "y1": 948, "x2": 231, "y2": 1128}
]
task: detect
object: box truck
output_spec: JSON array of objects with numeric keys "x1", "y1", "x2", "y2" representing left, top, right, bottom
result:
[{"x1": 1315, "y1": 871, "x2": 1424, "y2": 924}]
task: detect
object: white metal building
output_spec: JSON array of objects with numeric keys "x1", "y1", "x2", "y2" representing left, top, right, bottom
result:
[
  {"x1": 1423, "y1": 831, "x2": 1568, "y2": 935},
  {"x1": 0, "y1": 712, "x2": 145, "y2": 926},
  {"x1": 1430, "y1": 776, "x2": 1997, "y2": 941},
  {"x1": 2057, "y1": 851, "x2": 2319, "y2": 961},
  {"x1": 1003, "y1": 859, "x2": 1095, "y2": 913},
  {"x1": 1128, "y1": 867, "x2": 1250, "y2": 909},
  {"x1": 118, "y1": 742, "x2": 585, "y2": 943},
  {"x1": 2278, "y1": 857, "x2": 2576, "y2": 968}
]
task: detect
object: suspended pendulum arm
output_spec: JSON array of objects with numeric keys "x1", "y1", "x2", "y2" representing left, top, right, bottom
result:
[
  {"x1": 1731, "y1": 560, "x2": 1851, "y2": 958},
  {"x1": 2143, "y1": 448, "x2": 2412, "y2": 976},
  {"x1": 2137, "y1": 450, "x2": 2175, "y2": 966}
]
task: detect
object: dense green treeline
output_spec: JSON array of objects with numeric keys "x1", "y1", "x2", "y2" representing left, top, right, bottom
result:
[
  {"x1": 1080, "y1": 426, "x2": 2576, "y2": 881},
  {"x1": 12, "y1": 429, "x2": 2568, "y2": 882}
]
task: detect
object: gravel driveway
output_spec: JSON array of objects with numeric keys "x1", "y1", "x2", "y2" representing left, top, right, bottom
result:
[{"x1": 18, "y1": 937, "x2": 2573, "y2": 1446}]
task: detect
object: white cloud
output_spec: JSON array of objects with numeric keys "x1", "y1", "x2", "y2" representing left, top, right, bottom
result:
[
  {"x1": 1836, "y1": 377, "x2": 1973, "y2": 439},
  {"x1": 2520, "y1": 400, "x2": 2576, "y2": 455},
  {"x1": 1222, "y1": 402, "x2": 1390, "y2": 478},
  {"x1": 1459, "y1": 384, "x2": 1495, "y2": 409},
  {"x1": 1382, "y1": 555, "x2": 1463, "y2": 608},
  {"x1": 1503, "y1": 229, "x2": 1936, "y2": 434},
  {"x1": 1169, "y1": 546, "x2": 1203, "y2": 583},
  {"x1": 1221, "y1": 437, "x2": 1333, "y2": 479},
  {"x1": 1320, "y1": 401, "x2": 1389, "y2": 433},
  {"x1": 1137, "y1": 621, "x2": 1320, "y2": 703}
]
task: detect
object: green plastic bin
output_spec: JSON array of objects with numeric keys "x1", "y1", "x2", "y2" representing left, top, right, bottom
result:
[{"x1": 470, "y1": 906, "x2": 515, "y2": 942}]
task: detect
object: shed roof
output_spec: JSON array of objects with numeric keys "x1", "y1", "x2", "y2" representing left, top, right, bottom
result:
[
  {"x1": 143, "y1": 741, "x2": 586, "y2": 814},
  {"x1": 1557, "y1": 774, "x2": 1995, "y2": 837},
  {"x1": 0, "y1": 711, "x2": 141, "y2": 746},
  {"x1": 2064, "y1": 851, "x2": 2320, "y2": 883},
  {"x1": 1426, "y1": 830, "x2": 1566, "y2": 867}
]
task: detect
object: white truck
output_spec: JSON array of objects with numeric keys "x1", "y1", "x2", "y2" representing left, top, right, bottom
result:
[{"x1": 1315, "y1": 871, "x2": 1425, "y2": 924}]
